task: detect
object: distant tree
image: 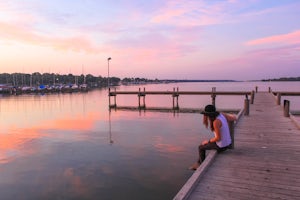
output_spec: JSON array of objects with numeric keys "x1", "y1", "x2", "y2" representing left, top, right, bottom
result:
[{"x1": 0, "y1": 72, "x2": 159, "y2": 88}]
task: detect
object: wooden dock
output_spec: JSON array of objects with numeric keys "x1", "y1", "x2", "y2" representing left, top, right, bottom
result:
[
  {"x1": 108, "y1": 87, "x2": 253, "y2": 110},
  {"x1": 174, "y1": 92, "x2": 300, "y2": 200}
]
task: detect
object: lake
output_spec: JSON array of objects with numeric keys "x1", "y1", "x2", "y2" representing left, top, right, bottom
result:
[{"x1": 0, "y1": 81, "x2": 299, "y2": 200}]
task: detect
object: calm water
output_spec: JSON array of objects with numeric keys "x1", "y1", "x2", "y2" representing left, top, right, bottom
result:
[{"x1": 0, "y1": 82, "x2": 299, "y2": 200}]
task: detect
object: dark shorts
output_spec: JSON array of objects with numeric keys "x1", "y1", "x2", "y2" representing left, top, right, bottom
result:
[{"x1": 198, "y1": 141, "x2": 231, "y2": 163}]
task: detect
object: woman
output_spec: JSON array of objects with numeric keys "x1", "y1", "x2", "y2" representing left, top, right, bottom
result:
[{"x1": 189, "y1": 104, "x2": 237, "y2": 170}]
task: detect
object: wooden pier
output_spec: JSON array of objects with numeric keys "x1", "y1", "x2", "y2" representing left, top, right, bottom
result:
[
  {"x1": 109, "y1": 88, "x2": 254, "y2": 112},
  {"x1": 174, "y1": 92, "x2": 300, "y2": 200}
]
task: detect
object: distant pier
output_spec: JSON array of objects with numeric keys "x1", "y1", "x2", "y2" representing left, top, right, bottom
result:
[{"x1": 109, "y1": 87, "x2": 254, "y2": 114}]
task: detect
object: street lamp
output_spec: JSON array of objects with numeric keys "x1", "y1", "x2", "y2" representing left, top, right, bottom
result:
[{"x1": 107, "y1": 57, "x2": 111, "y2": 88}]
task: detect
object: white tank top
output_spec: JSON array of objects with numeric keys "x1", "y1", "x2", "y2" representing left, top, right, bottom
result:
[{"x1": 215, "y1": 113, "x2": 232, "y2": 148}]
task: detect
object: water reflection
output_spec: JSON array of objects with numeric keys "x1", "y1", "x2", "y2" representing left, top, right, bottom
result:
[
  {"x1": 0, "y1": 82, "x2": 299, "y2": 200},
  {"x1": 109, "y1": 110, "x2": 113, "y2": 144},
  {"x1": 0, "y1": 90, "x2": 206, "y2": 199}
]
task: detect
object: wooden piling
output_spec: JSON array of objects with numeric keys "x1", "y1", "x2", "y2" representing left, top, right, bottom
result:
[
  {"x1": 143, "y1": 88, "x2": 146, "y2": 108},
  {"x1": 244, "y1": 97, "x2": 249, "y2": 116},
  {"x1": 250, "y1": 90, "x2": 254, "y2": 104},
  {"x1": 172, "y1": 88, "x2": 175, "y2": 109},
  {"x1": 276, "y1": 93, "x2": 281, "y2": 105},
  {"x1": 211, "y1": 87, "x2": 216, "y2": 106},
  {"x1": 138, "y1": 88, "x2": 146, "y2": 109},
  {"x1": 228, "y1": 121, "x2": 234, "y2": 149},
  {"x1": 172, "y1": 87, "x2": 179, "y2": 109},
  {"x1": 108, "y1": 88, "x2": 117, "y2": 108},
  {"x1": 176, "y1": 87, "x2": 179, "y2": 109},
  {"x1": 283, "y1": 99, "x2": 290, "y2": 117},
  {"x1": 138, "y1": 88, "x2": 141, "y2": 108},
  {"x1": 113, "y1": 88, "x2": 116, "y2": 107},
  {"x1": 109, "y1": 88, "x2": 111, "y2": 107}
]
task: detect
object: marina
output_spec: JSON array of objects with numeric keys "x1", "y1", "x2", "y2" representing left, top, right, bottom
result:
[{"x1": 0, "y1": 84, "x2": 89, "y2": 94}]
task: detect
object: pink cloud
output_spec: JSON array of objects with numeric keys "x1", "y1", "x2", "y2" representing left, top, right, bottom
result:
[
  {"x1": 109, "y1": 23, "x2": 204, "y2": 61},
  {"x1": 149, "y1": 0, "x2": 248, "y2": 27},
  {"x1": 0, "y1": 21, "x2": 102, "y2": 54},
  {"x1": 208, "y1": 44, "x2": 300, "y2": 80},
  {"x1": 151, "y1": 9, "x2": 186, "y2": 24},
  {"x1": 246, "y1": 30, "x2": 300, "y2": 46}
]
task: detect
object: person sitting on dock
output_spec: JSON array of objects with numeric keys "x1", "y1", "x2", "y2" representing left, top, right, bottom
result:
[{"x1": 189, "y1": 104, "x2": 237, "y2": 170}]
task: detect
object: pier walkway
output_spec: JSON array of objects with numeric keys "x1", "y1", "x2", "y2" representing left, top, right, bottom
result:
[{"x1": 175, "y1": 92, "x2": 300, "y2": 200}]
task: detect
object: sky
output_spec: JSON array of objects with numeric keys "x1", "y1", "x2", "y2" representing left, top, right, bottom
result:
[{"x1": 0, "y1": 0, "x2": 299, "y2": 80}]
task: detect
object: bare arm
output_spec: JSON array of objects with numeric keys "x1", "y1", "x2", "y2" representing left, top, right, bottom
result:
[
  {"x1": 201, "y1": 119, "x2": 221, "y2": 145},
  {"x1": 210, "y1": 119, "x2": 221, "y2": 143},
  {"x1": 222, "y1": 112, "x2": 237, "y2": 122}
]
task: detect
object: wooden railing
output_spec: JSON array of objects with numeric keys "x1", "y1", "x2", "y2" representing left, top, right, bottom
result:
[
  {"x1": 272, "y1": 91, "x2": 300, "y2": 105},
  {"x1": 271, "y1": 90, "x2": 300, "y2": 117}
]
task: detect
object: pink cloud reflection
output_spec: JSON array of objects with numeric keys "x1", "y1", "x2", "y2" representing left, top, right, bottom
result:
[{"x1": 0, "y1": 111, "x2": 103, "y2": 164}]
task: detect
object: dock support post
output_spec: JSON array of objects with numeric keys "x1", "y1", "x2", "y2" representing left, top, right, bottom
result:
[
  {"x1": 244, "y1": 95, "x2": 249, "y2": 116},
  {"x1": 143, "y1": 87, "x2": 146, "y2": 108},
  {"x1": 172, "y1": 87, "x2": 179, "y2": 110},
  {"x1": 172, "y1": 88, "x2": 175, "y2": 109},
  {"x1": 138, "y1": 88, "x2": 146, "y2": 109},
  {"x1": 138, "y1": 88, "x2": 141, "y2": 108},
  {"x1": 113, "y1": 88, "x2": 116, "y2": 107},
  {"x1": 284, "y1": 100, "x2": 290, "y2": 117},
  {"x1": 176, "y1": 87, "x2": 179, "y2": 109},
  {"x1": 277, "y1": 93, "x2": 281, "y2": 105},
  {"x1": 268, "y1": 87, "x2": 272, "y2": 93},
  {"x1": 108, "y1": 88, "x2": 117, "y2": 108},
  {"x1": 250, "y1": 91, "x2": 254, "y2": 104},
  {"x1": 211, "y1": 87, "x2": 216, "y2": 106},
  {"x1": 228, "y1": 121, "x2": 234, "y2": 149},
  {"x1": 109, "y1": 88, "x2": 111, "y2": 107},
  {"x1": 255, "y1": 86, "x2": 258, "y2": 93}
]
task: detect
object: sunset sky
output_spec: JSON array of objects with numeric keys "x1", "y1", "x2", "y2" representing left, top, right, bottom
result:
[{"x1": 0, "y1": 0, "x2": 299, "y2": 80}]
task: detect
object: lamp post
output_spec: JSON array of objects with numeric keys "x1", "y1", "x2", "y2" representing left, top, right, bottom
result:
[
  {"x1": 107, "y1": 57, "x2": 111, "y2": 88},
  {"x1": 107, "y1": 57, "x2": 113, "y2": 144}
]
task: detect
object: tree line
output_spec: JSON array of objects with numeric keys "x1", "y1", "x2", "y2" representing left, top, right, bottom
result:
[
  {"x1": 262, "y1": 77, "x2": 300, "y2": 82},
  {"x1": 0, "y1": 73, "x2": 159, "y2": 88}
]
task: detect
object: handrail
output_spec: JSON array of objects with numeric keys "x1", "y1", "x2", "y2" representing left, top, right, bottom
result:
[{"x1": 272, "y1": 91, "x2": 300, "y2": 96}]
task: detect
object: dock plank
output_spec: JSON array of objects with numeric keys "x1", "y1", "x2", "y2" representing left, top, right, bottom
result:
[{"x1": 180, "y1": 92, "x2": 300, "y2": 200}]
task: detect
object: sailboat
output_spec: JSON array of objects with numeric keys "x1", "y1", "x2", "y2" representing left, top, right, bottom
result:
[
  {"x1": 79, "y1": 65, "x2": 88, "y2": 92},
  {"x1": 71, "y1": 76, "x2": 79, "y2": 92}
]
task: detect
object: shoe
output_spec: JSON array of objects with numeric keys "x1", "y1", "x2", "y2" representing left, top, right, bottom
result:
[{"x1": 189, "y1": 162, "x2": 200, "y2": 170}]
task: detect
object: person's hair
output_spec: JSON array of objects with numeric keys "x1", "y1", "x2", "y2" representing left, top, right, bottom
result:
[{"x1": 203, "y1": 115, "x2": 218, "y2": 131}]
